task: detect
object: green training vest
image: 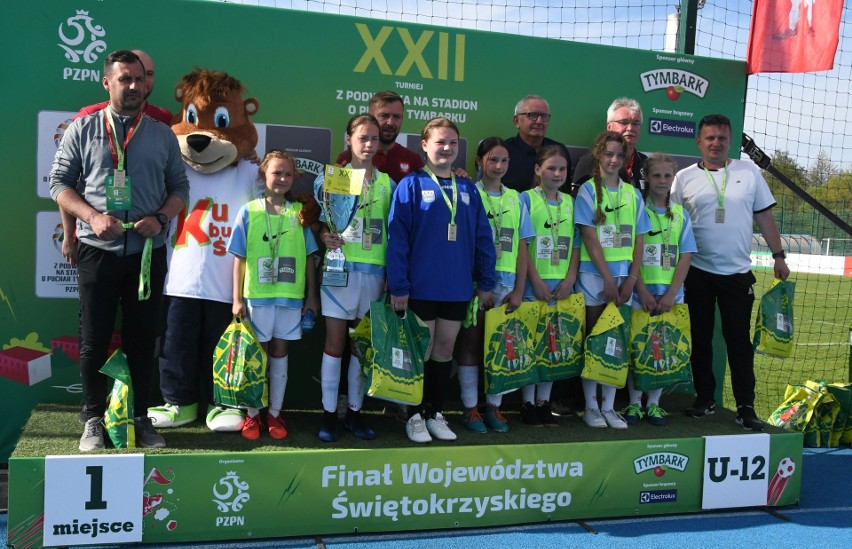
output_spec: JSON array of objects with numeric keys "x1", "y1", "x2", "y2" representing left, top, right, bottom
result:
[
  {"x1": 524, "y1": 188, "x2": 575, "y2": 280},
  {"x1": 580, "y1": 181, "x2": 637, "y2": 263},
  {"x1": 641, "y1": 202, "x2": 684, "y2": 285},
  {"x1": 477, "y1": 184, "x2": 521, "y2": 274},
  {"x1": 244, "y1": 199, "x2": 306, "y2": 299},
  {"x1": 339, "y1": 171, "x2": 392, "y2": 266}
]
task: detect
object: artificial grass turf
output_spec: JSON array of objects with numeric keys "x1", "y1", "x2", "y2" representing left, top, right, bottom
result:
[{"x1": 12, "y1": 394, "x2": 787, "y2": 457}]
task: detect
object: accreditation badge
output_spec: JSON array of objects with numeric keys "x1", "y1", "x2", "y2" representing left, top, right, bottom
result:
[{"x1": 105, "y1": 172, "x2": 132, "y2": 210}]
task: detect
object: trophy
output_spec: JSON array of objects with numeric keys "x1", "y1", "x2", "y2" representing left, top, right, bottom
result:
[{"x1": 320, "y1": 165, "x2": 365, "y2": 287}]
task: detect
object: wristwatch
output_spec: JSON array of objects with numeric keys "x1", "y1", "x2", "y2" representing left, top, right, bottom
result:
[
  {"x1": 771, "y1": 250, "x2": 786, "y2": 259},
  {"x1": 155, "y1": 212, "x2": 169, "y2": 232}
]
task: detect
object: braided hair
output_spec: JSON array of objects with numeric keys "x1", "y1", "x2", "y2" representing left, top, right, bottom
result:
[{"x1": 590, "y1": 131, "x2": 627, "y2": 225}]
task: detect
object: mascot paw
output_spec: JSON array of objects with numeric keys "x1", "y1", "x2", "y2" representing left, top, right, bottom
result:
[
  {"x1": 147, "y1": 402, "x2": 198, "y2": 428},
  {"x1": 295, "y1": 192, "x2": 321, "y2": 229},
  {"x1": 206, "y1": 405, "x2": 246, "y2": 432}
]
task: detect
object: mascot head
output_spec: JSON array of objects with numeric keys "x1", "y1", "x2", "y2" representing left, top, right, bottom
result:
[{"x1": 172, "y1": 68, "x2": 259, "y2": 174}]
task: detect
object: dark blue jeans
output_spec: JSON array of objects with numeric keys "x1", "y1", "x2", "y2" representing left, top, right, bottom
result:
[
  {"x1": 77, "y1": 243, "x2": 166, "y2": 419},
  {"x1": 158, "y1": 296, "x2": 232, "y2": 407}
]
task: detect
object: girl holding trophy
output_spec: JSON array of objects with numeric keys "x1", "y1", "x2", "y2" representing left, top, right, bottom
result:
[{"x1": 314, "y1": 114, "x2": 394, "y2": 442}]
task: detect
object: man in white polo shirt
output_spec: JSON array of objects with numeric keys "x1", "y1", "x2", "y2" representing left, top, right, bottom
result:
[{"x1": 672, "y1": 114, "x2": 789, "y2": 431}]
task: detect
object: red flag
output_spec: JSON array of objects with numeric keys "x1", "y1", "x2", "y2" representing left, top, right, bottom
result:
[{"x1": 747, "y1": 0, "x2": 844, "y2": 74}]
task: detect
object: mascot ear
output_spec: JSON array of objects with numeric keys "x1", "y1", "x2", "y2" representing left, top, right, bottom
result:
[
  {"x1": 244, "y1": 98, "x2": 259, "y2": 117},
  {"x1": 175, "y1": 85, "x2": 184, "y2": 103}
]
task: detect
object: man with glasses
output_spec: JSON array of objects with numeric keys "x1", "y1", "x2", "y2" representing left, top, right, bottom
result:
[
  {"x1": 336, "y1": 90, "x2": 424, "y2": 183},
  {"x1": 569, "y1": 97, "x2": 646, "y2": 195},
  {"x1": 672, "y1": 114, "x2": 789, "y2": 431},
  {"x1": 503, "y1": 95, "x2": 572, "y2": 192}
]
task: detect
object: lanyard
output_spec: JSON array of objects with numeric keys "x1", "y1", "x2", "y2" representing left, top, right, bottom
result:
[
  {"x1": 358, "y1": 167, "x2": 375, "y2": 234},
  {"x1": 120, "y1": 221, "x2": 151, "y2": 300},
  {"x1": 648, "y1": 206, "x2": 671, "y2": 250},
  {"x1": 702, "y1": 165, "x2": 728, "y2": 210},
  {"x1": 536, "y1": 187, "x2": 563, "y2": 245},
  {"x1": 262, "y1": 198, "x2": 288, "y2": 264},
  {"x1": 104, "y1": 106, "x2": 143, "y2": 171},
  {"x1": 602, "y1": 181, "x2": 622, "y2": 225},
  {"x1": 625, "y1": 152, "x2": 634, "y2": 181},
  {"x1": 477, "y1": 181, "x2": 505, "y2": 244},
  {"x1": 424, "y1": 167, "x2": 458, "y2": 225}
]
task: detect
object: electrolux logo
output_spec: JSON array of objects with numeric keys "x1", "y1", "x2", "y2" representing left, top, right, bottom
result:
[
  {"x1": 649, "y1": 118, "x2": 696, "y2": 139},
  {"x1": 639, "y1": 489, "x2": 678, "y2": 504},
  {"x1": 58, "y1": 10, "x2": 107, "y2": 81}
]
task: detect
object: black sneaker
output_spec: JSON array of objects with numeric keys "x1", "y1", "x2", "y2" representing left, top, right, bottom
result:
[
  {"x1": 344, "y1": 409, "x2": 376, "y2": 440},
  {"x1": 536, "y1": 401, "x2": 559, "y2": 427},
  {"x1": 685, "y1": 398, "x2": 716, "y2": 418},
  {"x1": 736, "y1": 405, "x2": 764, "y2": 431},
  {"x1": 549, "y1": 399, "x2": 575, "y2": 417},
  {"x1": 520, "y1": 402, "x2": 543, "y2": 427},
  {"x1": 318, "y1": 410, "x2": 339, "y2": 442}
]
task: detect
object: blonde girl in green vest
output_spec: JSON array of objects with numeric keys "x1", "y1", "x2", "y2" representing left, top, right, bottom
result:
[
  {"x1": 575, "y1": 131, "x2": 651, "y2": 430},
  {"x1": 520, "y1": 144, "x2": 581, "y2": 427},
  {"x1": 314, "y1": 114, "x2": 394, "y2": 443},
  {"x1": 456, "y1": 137, "x2": 533, "y2": 433},
  {"x1": 623, "y1": 153, "x2": 696, "y2": 426},
  {"x1": 228, "y1": 150, "x2": 320, "y2": 441}
]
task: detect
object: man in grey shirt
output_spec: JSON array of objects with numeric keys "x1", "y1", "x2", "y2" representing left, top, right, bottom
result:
[{"x1": 50, "y1": 49, "x2": 189, "y2": 451}]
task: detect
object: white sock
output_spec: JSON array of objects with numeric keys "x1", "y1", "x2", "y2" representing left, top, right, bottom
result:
[
  {"x1": 582, "y1": 378, "x2": 599, "y2": 410},
  {"x1": 458, "y1": 365, "x2": 479, "y2": 409},
  {"x1": 521, "y1": 384, "x2": 535, "y2": 405},
  {"x1": 321, "y1": 353, "x2": 342, "y2": 413},
  {"x1": 347, "y1": 354, "x2": 365, "y2": 411},
  {"x1": 247, "y1": 407, "x2": 259, "y2": 417},
  {"x1": 536, "y1": 382, "x2": 553, "y2": 403},
  {"x1": 268, "y1": 356, "x2": 288, "y2": 417},
  {"x1": 600, "y1": 384, "x2": 617, "y2": 412},
  {"x1": 627, "y1": 375, "x2": 643, "y2": 406},
  {"x1": 647, "y1": 388, "x2": 663, "y2": 407},
  {"x1": 486, "y1": 393, "x2": 502, "y2": 407}
]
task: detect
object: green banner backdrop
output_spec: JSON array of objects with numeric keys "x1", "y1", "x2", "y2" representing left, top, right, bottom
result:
[{"x1": 0, "y1": 0, "x2": 747, "y2": 461}]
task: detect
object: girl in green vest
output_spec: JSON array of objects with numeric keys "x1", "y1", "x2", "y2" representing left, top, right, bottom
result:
[
  {"x1": 575, "y1": 131, "x2": 651, "y2": 429},
  {"x1": 314, "y1": 114, "x2": 393, "y2": 443},
  {"x1": 456, "y1": 137, "x2": 533, "y2": 433},
  {"x1": 228, "y1": 150, "x2": 320, "y2": 441},
  {"x1": 623, "y1": 153, "x2": 696, "y2": 426},
  {"x1": 520, "y1": 145, "x2": 580, "y2": 427}
]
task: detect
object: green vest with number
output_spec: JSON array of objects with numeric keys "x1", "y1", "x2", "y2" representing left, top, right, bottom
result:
[
  {"x1": 524, "y1": 189, "x2": 575, "y2": 280},
  {"x1": 477, "y1": 185, "x2": 521, "y2": 274},
  {"x1": 244, "y1": 199, "x2": 306, "y2": 299},
  {"x1": 579, "y1": 181, "x2": 637, "y2": 263},
  {"x1": 641, "y1": 203, "x2": 684, "y2": 285},
  {"x1": 341, "y1": 171, "x2": 392, "y2": 266}
]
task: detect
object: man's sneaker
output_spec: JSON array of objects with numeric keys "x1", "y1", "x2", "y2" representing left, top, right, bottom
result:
[
  {"x1": 406, "y1": 413, "x2": 432, "y2": 443},
  {"x1": 484, "y1": 405, "x2": 509, "y2": 433},
  {"x1": 622, "y1": 403, "x2": 644, "y2": 425},
  {"x1": 646, "y1": 404, "x2": 668, "y2": 426},
  {"x1": 344, "y1": 409, "x2": 376, "y2": 440},
  {"x1": 134, "y1": 417, "x2": 166, "y2": 448},
  {"x1": 318, "y1": 411, "x2": 339, "y2": 442},
  {"x1": 736, "y1": 405, "x2": 764, "y2": 431},
  {"x1": 79, "y1": 417, "x2": 105, "y2": 451},
  {"x1": 520, "y1": 402, "x2": 543, "y2": 427},
  {"x1": 383, "y1": 402, "x2": 409, "y2": 422},
  {"x1": 267, "y1": 413, "x2": 288, "y2": 440},
  {"x1": 583, "y1": 408, "x2": 607, "y2": 428},
  {"x1": 241, "y1": 413, "x2": 262, "y2": 441},
  {"x1": 426, "y1": 412, "x2": 457, "y2": 441},
  {"x1": 536, "y1": 401, "x2": 559, "y2": 427},
  {"x1": 686, "y1": 398, "x2": 716, "y2": 418},
  {"x1": 602, "y1": 409, "x2": 628, "y2": 429},
  {"x1": 462, "y1": 407, "x2": 487, "y2": 433},
  {"x1": 147, "y1": 402, "x2": 198, "y2": 428},
  {"x1": 550, "y1": 399, "x2": 575, "y2": 417}
]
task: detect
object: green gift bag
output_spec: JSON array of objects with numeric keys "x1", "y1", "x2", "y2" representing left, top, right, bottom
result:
[
  {"x1": 582, "y1": 303, "x2": 631, "y2": 388},
  {"x1": 484, "y1": 301, "x2": 540, "y2": 394},
  {"x1": 533, "y1": 294, "x2": 585, "y2": 382},
  {"x1": 629, "y1": 304, "x2": 693, "y2": 391},
  {"x1": 101, "y1": 349, "x2": 135, "y2": 448},
  {"x1": 768, "y1": 383, "x2": 821, "y2": 435},
  {"x1": 212, "y1": 317, "x2": 268, "y2": 409},
  {"x1": 363, "y1": 301, "x2": 429, "y2": 405},
  {"x1": 825, "y1": 382, "x2": 852, "y2": 445},
  {"x1": 753, "y1": 279, "x2": 796, "y2": 358}
]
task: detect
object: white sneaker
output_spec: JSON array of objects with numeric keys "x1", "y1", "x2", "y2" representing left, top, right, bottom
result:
[
  {"x1": 602, "y1": 409, "x2": 628, "y2": 429},
  {"x1": 406, "y1": 413, "x2": 432, "y2": 443},
  {"x1": 425, "y1": 412, "x2": 457, "y2": 441},
  {"x1": 583, "y1": 408, "x2": 607, "y2": 428},
  {"x1": 79, "y1": 416, "x2": 105, "y2": 451}
]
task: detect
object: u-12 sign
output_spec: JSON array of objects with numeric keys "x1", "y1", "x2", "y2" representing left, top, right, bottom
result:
[{"x1": 701, "y1": 434, "x2": 769, "y2": 509}]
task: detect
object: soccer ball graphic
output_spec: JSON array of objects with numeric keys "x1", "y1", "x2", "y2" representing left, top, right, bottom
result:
[{"x1": 776, "y1": 457, "x2": 796, "y2": 478}]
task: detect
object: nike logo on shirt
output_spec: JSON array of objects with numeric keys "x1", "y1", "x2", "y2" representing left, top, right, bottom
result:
[
  {"x1": 544, "y1": 219, "x2": 568, "y2": 229},
  {"x1": 262, "y1": 230, "x2": 290, "y2": 242},
  {"x1": 604, "y1": 204, "x2": 626, "y2": 212},
  {"x1": 648, "y1": 229, "x2": 663, "y2": 236},
  {"x1": 487, "y1": 209, "x2": 514, "y2": 219}
]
